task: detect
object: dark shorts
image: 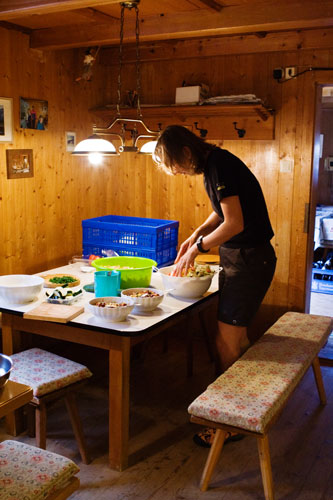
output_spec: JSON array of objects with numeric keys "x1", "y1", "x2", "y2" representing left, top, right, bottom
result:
[{"x1": 218, "y1": 242, "x2": 277, "y2": 327}]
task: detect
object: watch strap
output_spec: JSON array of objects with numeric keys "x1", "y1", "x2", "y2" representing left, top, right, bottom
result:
[{"x1": 196, "y1": 235, "x2": 210, "y2": 253}]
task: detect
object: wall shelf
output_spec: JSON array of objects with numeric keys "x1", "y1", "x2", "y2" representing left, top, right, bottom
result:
[{"x1": 91, "y1": 103, "x2": 275, "y2": 141}]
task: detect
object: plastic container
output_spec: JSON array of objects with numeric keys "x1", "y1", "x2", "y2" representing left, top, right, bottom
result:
[
  {"x1": 82, "y1": 242, "x2": 177, "y2": 267},
  {"x1": 82, "y1": 215, "x2": 178, "y2": 249},
  {"x1": 94, "y1": 270, "x2": 121, "y2": 298},
  {"x1": 82, "y1": 215, "x2": 179, "y2": 266},
  {"x1": 91, "y1": 256, "x2": 157, "y2": 289},
  {"x1": 311, "y1": 268, "x2": 333, "y2": 295}
]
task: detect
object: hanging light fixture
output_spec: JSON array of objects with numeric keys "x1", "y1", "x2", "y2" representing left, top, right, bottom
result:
[{"x1": 72, "y1": 0, "x2": 160, "y2": 163}]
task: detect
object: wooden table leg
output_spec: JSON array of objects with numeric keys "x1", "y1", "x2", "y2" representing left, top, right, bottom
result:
[
  {"x1": 108, "y1": 337, "x2": 131, "y2": 471},
  {"x1": 1, "y1": 313, "x2": 25, "y2": 435}
]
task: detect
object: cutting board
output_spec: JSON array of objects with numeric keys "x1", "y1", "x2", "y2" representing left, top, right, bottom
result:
[
  {"x1": 195, "y1": 254, "x2": 220, "y2": 264},
  {"x1": 41, "y1": 274, "x2": 80, "y2": 288},
  {"x1": 23, "y1": 302, "x2": 84, "y2": 323}
]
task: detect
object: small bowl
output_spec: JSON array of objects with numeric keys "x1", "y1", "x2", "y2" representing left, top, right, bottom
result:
[
  {"x1": 121, "y1": 288, "x2": 164, "y2": 312},
  {"x1": 0, "y1": 275, "x2": 44, "y2": 304},
  {"x1": 0, "y1": 353, "x2": 13, "y2": 388},
  {"x1": 88, "y1": 296, "x2": 135, "y2": 322},
  {"x1": 158, "y1": 265, "x2": 214, "y2": 298}
]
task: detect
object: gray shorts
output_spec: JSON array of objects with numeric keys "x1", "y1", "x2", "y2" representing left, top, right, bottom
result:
[{"x1": 218, "y1": 242, "x2": 276, "y2": 326}]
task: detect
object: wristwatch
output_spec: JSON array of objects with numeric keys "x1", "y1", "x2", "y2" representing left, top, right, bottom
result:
[{"x1": 196, "y1": 235, "x2": 210, "y2": 253}]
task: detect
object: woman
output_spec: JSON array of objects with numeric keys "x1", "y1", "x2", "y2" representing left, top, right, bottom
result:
[{"x1": 153, "y1": 125, "x2": 277, "y2": 447}]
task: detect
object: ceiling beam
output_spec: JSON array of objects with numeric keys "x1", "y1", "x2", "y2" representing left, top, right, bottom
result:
[
  {"x1": 29, "y1": 0, "x2": 333, "y2": 50},
  {"x1": 0, "y1": 0, "x2": 121, "y2": 20},
  {"x1": 195, "y1": 0, "x2": 223, "y2": 12}
]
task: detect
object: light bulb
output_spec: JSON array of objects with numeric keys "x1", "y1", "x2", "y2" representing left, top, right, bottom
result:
[{"x1": 88, "y1": 152, "x2": 103, "y2": 165}]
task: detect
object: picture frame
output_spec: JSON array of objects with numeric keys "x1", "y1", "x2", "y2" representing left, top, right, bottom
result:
[
  {"x1": 20, "y1": 97, "x2": 48, "y2": 130},
  {"x1": 0, "y1": 97, "x2": 13, "y2": 142},
  {"x1": 6, "y1": 149, "x2": 34, "y2": 179},
  {"x1": 66, "y1": 131, "x2": 76, "y2": 152}
]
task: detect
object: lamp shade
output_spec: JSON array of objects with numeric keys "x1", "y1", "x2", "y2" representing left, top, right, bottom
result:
[
  {"x1": 139, "y1": 140, "x2": 157, "y2": 154},
  {"x1": 72, "y1": 135, "x2": 118, "y2": 155}
]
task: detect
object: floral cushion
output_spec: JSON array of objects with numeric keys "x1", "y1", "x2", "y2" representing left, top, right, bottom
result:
[
  {"x1": 10, "y1": 348, "x2": 92, "y2": 397},
  {"x1": 188, "y1": 312, "x2": 333, "y2": 434},
  {"x1": 0, "y1": 440, "x2": 79, "y2": 500}
]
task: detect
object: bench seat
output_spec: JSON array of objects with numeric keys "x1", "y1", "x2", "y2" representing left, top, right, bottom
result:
[
  {"x1": 188, "y1": 312, "x2": 333, "y2": 499},
  {"x1": 188, "y1": 312, "x2": 332, "y2": 434},
  {"x1": 0, "y1": 440, "x2": 80, "y2": 500}
]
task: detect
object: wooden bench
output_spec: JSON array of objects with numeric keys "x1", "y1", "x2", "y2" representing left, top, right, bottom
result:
[
  {"x1": 188, "y1": 312, "x2": 333, "y2": 500},
  {"x1": 0, "y1": 440, "x2": 80, "y2": 500}
]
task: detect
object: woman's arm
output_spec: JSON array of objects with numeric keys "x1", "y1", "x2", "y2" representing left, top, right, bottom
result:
[
  {"x1": 174, "y1": 211, "x2": 221, "y2": 263},
  {"x1": 173, "y1": 195, "x2": 244, "y2": 275}
]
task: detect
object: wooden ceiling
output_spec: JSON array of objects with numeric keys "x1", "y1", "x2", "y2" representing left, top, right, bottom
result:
[{"x1": 0, "y1": 0, "x2": 332, "y2": 50}]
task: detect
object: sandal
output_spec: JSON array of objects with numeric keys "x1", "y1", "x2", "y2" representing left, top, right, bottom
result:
[{"x1": 193, "y1": 427, "x2": 244, "y2": 448}]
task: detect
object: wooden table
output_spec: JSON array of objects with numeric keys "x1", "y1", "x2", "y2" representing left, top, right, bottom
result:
[
  {"x1": 0, "y1": 380, "x2": 33, "y2": 419},
  {"x1": 1, "y1": 263, "x2": 218, "y2": 470}
]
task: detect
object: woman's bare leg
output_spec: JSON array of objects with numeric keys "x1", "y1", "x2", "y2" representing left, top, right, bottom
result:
[{"x1": 216, "y1": 321, "x2": 250, "y2": 371}]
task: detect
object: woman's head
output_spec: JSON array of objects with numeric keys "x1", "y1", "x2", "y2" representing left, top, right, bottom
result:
[{"x1": 153, "y1": 125, "x2": 214, "y2": 175}]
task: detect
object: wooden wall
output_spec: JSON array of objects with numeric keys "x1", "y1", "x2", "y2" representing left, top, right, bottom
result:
[{"x1": 1, "y1": 26, "x2": 333, "y2": 331}]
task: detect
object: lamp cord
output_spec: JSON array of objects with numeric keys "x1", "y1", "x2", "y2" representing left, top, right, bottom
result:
[
  {"x1": 117, "y1": 4, "x2": 125, "y2": 116},
  {"x1": 135, "y1": 5, "x2": 142, "y2": 118}
]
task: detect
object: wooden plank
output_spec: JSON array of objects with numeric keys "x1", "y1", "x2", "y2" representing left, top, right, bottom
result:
[
  {"x1": 0, "y1": 0, "x2": 121, "y2": 19},
  {"x1": 101, "y1": 27, "x2": 333, "y2": 64},
  {"x1": 30, "y1": 1, "x2": 333, "y2": 49},
  {"x1": 23, "y1": 303, "x2": 84, "y2": 322}
]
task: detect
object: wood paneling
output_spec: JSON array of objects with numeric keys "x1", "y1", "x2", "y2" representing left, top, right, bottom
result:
[{"x1": 1, "y1": 25, "x2": 331, "y2": 329}]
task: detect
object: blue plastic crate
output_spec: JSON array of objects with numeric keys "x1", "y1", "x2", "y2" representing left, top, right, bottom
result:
[
  {"x1": 82, "y1": 215, "x2": 179, "y2": 251},
  {"x1": 82, "y1": 242, "x2": 177, "y2": 267},
  {"x1": 311, "y1": 268, "x2": 333, "y2": 295}
]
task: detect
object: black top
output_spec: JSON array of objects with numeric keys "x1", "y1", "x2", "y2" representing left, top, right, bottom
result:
[{"x1": 203, "y1": 148, "x2": 274, "y2": 248}]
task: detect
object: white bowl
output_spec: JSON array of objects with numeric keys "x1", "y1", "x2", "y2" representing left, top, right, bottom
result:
[
  {"x1": 121, "y1": 288, "x2": 164, "y2": 312},
  {"x1": 88, "y1": 296, "x2": 135, "y2": 322},
  {"x1": 0, "y1": 275, "x2": 44, "y2": 304},
  {"x1": 158, "y1": 265, "x2": 214, "y2": 298}
]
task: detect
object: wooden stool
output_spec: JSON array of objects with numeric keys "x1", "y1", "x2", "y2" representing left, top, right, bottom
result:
[
  {"x1": 10, "y1": 348, "x2": 92, "y2": 464},
  {"x1": 0, "y1": 440, "x2": 80, "y2": 499}
]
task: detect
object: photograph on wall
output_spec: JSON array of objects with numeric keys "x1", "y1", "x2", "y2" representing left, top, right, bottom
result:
[
  {"x1": 0, "y1": 97, "x2": 13, "y2": 142},
  {"x1": 66, "y1": 131, "x2": 76, "y2": 152},
  {"x1": 20, "y1": 97, "x2": 48, "y2": 130},
  {"x1": 6, "y1": 149, "x2": 34, "y2": 179}
]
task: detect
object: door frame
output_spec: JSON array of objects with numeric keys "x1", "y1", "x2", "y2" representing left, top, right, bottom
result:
[{"x1": 305, "y1": 82, "x2": 333, "y2": 312}]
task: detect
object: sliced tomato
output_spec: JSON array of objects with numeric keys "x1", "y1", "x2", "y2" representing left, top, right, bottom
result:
[{"x1": 89, "y1": 254, "x2": 100, "y2": 264}]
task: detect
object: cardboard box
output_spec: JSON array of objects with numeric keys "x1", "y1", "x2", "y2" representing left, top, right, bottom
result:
[{"x1": 175, "y1": 85, "x2": 208, "y2": 104}]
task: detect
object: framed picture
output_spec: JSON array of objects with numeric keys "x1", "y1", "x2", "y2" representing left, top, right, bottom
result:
[
  {"x1": 66, "y1": 131, "x2": 76, "y2": 152},
  {"x1": 20, "y1": 97, "x2": 48, "y2": 130},
  {"x1": 6, "y1": 149, "x2": 34, "y2": 179},
  {"x1": 0, "y1": 97, "x2": 13, "y2": 142}
]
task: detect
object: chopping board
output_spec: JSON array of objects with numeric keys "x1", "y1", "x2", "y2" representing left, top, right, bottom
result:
[
  {"x1": 23, "y1": 302, "x2": 84, "y2": 323},
  {"x1": 195, "y1": 254, "x2": 220, "y2": 265},
  {"x1": 41, "y1": 274, "x2": 80, "y2": 288}
]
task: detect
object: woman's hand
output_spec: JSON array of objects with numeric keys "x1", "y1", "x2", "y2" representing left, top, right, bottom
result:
[
  {"x1": 174, "y1": 232, "x2": 198, "y2": 264},
  {"x1": 172, "y1": 243, "x2": 199, "y2": 276}
]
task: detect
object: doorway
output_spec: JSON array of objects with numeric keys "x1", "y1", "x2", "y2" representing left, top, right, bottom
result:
[{"x1": 308, "y1": 84, "x2": 333, "y2": 317}]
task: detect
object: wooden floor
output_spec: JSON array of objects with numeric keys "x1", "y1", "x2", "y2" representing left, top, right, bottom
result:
[{"x1": 1, "y1": 316, "x2": 333, "y2": 500}]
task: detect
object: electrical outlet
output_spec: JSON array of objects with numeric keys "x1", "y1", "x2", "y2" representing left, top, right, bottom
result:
[
  {"x1": 285, "y1": 66, "x2": 297, "y2": 80},
  {"x1": 324, "y1": 157, "x2": 333, "y2": 171}
]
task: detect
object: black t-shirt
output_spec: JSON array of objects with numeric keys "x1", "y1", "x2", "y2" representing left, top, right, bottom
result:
[{"x1": 203, "y1": 148, "x2": 274, "y2": 248}]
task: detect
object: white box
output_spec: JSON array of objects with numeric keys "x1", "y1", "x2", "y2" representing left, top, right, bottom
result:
[{"x1": 175, "y1": 86, "x2": 202, "y2": 104}]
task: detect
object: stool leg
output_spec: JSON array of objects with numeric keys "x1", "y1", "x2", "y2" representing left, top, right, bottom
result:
[
  {"x1": 257, "y1": 435, "x2": 274, "y2": 500},
  {"x1": 65, "y1": 393, "x2": 90, "y2": 464},
  {"x1": 27, "y1": 404, "x2": 36, "y2": 437},
  {"x1": 35, "y1": 403, "x2": 47, "y2": 449},
  {"x1": 200, "y1": 429, "x2": 226, "y2": 491},
  {"x1": 312, "y1": 356, "x2": 327, "y2": 405}
]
